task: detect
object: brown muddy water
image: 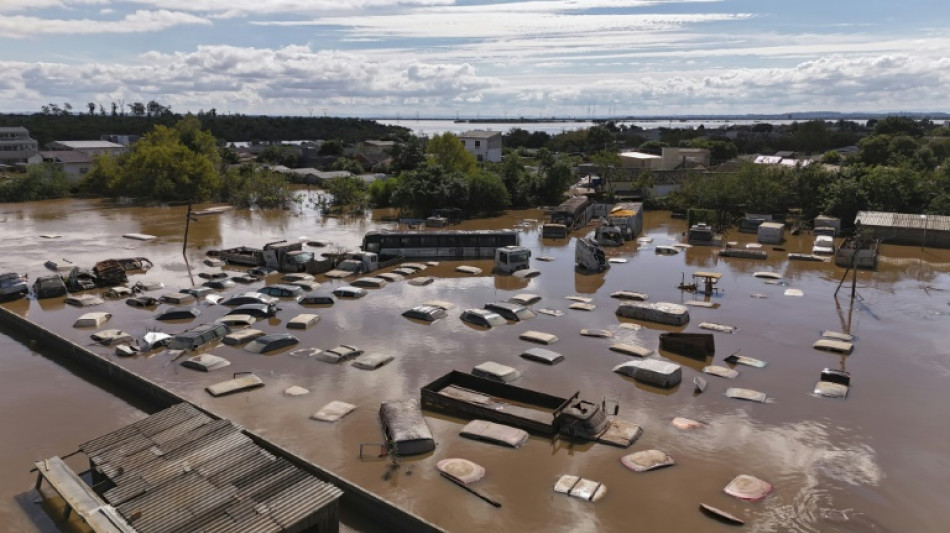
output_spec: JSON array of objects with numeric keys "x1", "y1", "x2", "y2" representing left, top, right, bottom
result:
[{"x1": 2, "y1": 196, "x2": 950, "y2": 533}]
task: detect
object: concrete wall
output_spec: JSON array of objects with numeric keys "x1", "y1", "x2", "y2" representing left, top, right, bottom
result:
[{"x1": 0, "y1": 306, "x2": 444, "y2": 533}]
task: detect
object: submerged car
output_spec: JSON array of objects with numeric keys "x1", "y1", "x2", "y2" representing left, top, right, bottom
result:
[
  {"x1": 332, "y1": 286, "x2": 367, "y2": 299},
  {"x1": 402, "y1": 305, "x2": 447, "y2": 322},
  {"x1": 32, "y1": 275, "x2": 67, "y2": 299},
  {"x1": 222, "y1": 292, "x2": 279, "y2": 307},
  {"x1": 257, "y1": 284, "x2": 304, "y2": 298},
  {"x1": 0, "y1": 272, "x2": 29, "y2": 301},
  {"x1": 155, "y1": 307, "x2": 202, "y2": 320},
  {"x1": 202, "y1": 278, "x2": 236, "y2": 290},
  {"x1": 484, "y1": 302, "x2": 536, "y2": 322},
  {"x1": 460, "y1": 309, "x2": 507, "y2": 328},
  {"x1": 245, "y1": 333, "x2": 299, "y2": 354},
  {"x1": 226, "y1": 302, "x2": 278, "y2": 318},
  {"x1": 298, "y1": 294, "x2": 335, "y2": 306},
  {"x1": 166, "y1": 323, "x2": 232, "y2": 351},
  {"x1": 316, "y1": 344, "x2": 363, "y2": 363}
]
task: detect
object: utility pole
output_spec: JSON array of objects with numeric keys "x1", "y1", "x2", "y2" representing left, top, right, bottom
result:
[{"x1": 182, "y1": 201, "x2": 195, "y2": 256}]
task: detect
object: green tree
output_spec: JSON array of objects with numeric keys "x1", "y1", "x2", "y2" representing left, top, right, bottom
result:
[
  {"x1": 497, "y1": 153, "x2": 532, "y2": 207},
  {"x1": 873, "y1": 116, "x2": 923, "y2": 137},
  {"x1": 257, "y1": 145, "x2": 299, "y2": 167},
  {"x1": 426, "y1": 133, "x2": 476, "y2": 174},
  {"x1": 536, "y1": 149, "x2": 575, "y2": 204},
  {"x1": 389, "y1": 136, "x2": 426, "y2": 173},
  {"x1": 318, "y1": 140, "x2": 344, "y2": 157},
  {"x1": 391, "y1": 165, "x2": 469, "y2": 217},
  {"x1": 466, "y1": 171, "x2": 510, "y2": 215},
  {"x1": 368, "y1": 177, "x2": 398, "y2": 207},
  {"x1": 326, "y1": 175, "x2": 368, "y2": 211},
  {"x1": 331, "y1": 157, "x2": 364, "y2": 174},
  {"x1": 0, "y1": 163, "x2": 71, "y2": 202}
]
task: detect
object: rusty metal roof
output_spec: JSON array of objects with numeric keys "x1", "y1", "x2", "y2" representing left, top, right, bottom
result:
[
  {"x1": 856, "y1": 211, "x2": 950, "y2": 232},
  {"x1": 79, "y1": 403, "x2": 341, "y2": 533}
]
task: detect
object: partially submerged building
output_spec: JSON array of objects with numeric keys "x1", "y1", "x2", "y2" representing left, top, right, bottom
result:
[
  {"x1": 33, "y1": 403, "x2": 343, "y2": 533},
  {"x1": 855, "y1": 211, "x2": 950, "y2": 249}
]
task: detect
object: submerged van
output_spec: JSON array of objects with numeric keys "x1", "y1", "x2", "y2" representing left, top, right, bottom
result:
[{"x1": 168, "y1": 323, "x2": 231, "y2": 351}]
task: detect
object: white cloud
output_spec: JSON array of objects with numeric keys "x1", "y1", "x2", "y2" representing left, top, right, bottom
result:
[
  {"x1": 0, "y1": 10, "x2": 211, "y2": 38},
  {"x1": 3, "y1": 44, "x2": 950, "y2": 117},
  {"x1": 0, "y1": 0, "x2": 109, "y2": 13}
]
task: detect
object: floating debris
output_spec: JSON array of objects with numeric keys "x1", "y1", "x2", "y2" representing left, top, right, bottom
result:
[
  {"x1": 608, "y1": 258, "x2": 628, "y2": 264},
  {"x1": 814, "y1": 368, "x2": 851, "y2": 399},
  {"x1": 569, "y1": 302, "x2": 596, "y2": 311},
  {"x1": 703, "y1": 365, "x2": 739, "y2": 379},
  {"x1": 473, "y1": 361, "x2": 522, "y2": 383},
  {"x1": 672, "y1": 417, "x2": 706, "y2": 430},
  {"x1": 750, "y1": 293, "x2": 768, "y2": 299},
  {"x1": 723, "y1": 474, "x2": 773, "y2": 501},
  {"x1": 693, "y1": 376, "x2": 707, "y2": 393},
  {"x1": 753, "y1": 271, "x2": 782, "y2": 279},
  {"x1": 123, "y1": 233, "x2": 157, "y2": 241},
  {"x1": 813, "y1": 339, "x2": 854, "y2": 354},
  {"x1": 725, "y1": 388, "x2": 768, "y2": 403},
  {"x1": 610, "y1": 343, "x2": 654, "y2": 358},
  {"x1": 637, "y1": 237, "x2": 653, "y2": 243},
  {"x1": 616, "y1": 301, "x2": 690, "y2": 326},
  {"x1": 659, "y1": 333, "x2": 715, "y2": 359},
  {"x1": 206, "y1": 372, "x2": 264, "y2": 397},
  {"x1": 784, "y1": 288, "x2": 805, "y2": 297},
  {"x1": 513, "y1": 268, "x2": 541, "y2": 278},
  {"x1": 684, "y1": 300, "x2": 716, "y2": 308},
  {"x1": 90, "y1": 329, "x2": 134, "y2": 346},
  {"x1": 407, "y1": 276, "x2": 434, "y2": 286},
  {"x1": 436, "y1": 458, "x2": 485, "y2": 484},
  {"x1": 284, "y1": 385, "x2": 310, "y2": 396},
  {"x1": 621, "y1": 450, "x2": 675, "y2": 472},
  {"x1": 611, "y1": 290, "x2": 648, "y2": 301},
  {"x1": 554, "y1": 475, "x2": 607, "y2": 502},
  {"x1": 724, "y1": 354, "x2": 768, "y2": 368},
  {"x1": 181, "y1": 353, "x2": 231, "y2": 372},
  {"x1": 537, "y1": 256, "x2": 556, "y2": 262},
  {"x1": 655, "y1": 245, "x2": 679, "y2": 255},
  {"x1": 460, "y1": 420, "x2": 529, "y2": 448},
  {"x1": 40, "y1": 234, "x2": 62, "y2": 239},
  {"x1": 566, "y1": 295, "x2": 593, "y2": 303},
  {"x1": 510, "y1": 293, "x2": 541, "y2": 305},
  {"x1": 311, "y1": 401, "x2": 356, "y2": 422},
  {"x1": 536, "y1": 308, "x2": 564, "y2": 317},
  {"x1": 821, "y1": 330, "x2": 855, "y2": 342},
  {"x1": 699, "y1": 322, "x2": 737, "y2": 334},
  {"x1": 520, "y1": 347, "x2": 564, "y2": 364},
  {"x1": 65, "y1": 294, "x2": 104, "y2": 307},
  {"x1": 580, "y1": 328, "x2": 612, "y2": 338},
  {"x1": 613, "y1": 359, "x2": 683, "y2": 388},
  {"x1": 699, "y1": 503, "x2": 745, "y2": 525},
  {"x1": 454, "y1": 265, "x2": 481, "y2": 274}
]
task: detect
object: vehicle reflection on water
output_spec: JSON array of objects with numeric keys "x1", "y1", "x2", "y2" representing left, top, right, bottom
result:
[{"x1": 0, "y1": 198, "x2": 948, "y2": 532}]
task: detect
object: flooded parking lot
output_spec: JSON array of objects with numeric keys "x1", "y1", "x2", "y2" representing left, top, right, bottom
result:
[{"x1": 2, "y1": 196, "x2": 950, "y2": 532}]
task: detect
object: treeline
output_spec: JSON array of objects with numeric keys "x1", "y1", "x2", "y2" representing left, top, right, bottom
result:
[
  {"x1": 321, "y1": 133, "x2": 576, "y2": 218},
  {"x1": 78, "y1": 116, "x2": 297, "y2": 209},
  {"x1": 0, "y1": 109, "x2": 409, "y2": 147}
]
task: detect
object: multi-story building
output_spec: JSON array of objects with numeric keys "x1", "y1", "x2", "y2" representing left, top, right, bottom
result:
[
  {"x1": 0, "y1": 127, "x2": 39, "y2": 167},
  {"x1": 459, "y1": 130, "x2": 502, "y2": 163}
]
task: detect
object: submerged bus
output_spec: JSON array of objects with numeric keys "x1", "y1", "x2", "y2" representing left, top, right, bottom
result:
[
  {"x1": 362, "y1": 230, "x2": 520, "y2": 259},
  {"x1": 551, "y1": 196, "x2": 594, "y2": 230}
]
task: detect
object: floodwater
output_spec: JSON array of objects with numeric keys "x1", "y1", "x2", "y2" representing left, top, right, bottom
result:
[{"x1": 2, "y1": 196, "x2": 949, "y2": 533}]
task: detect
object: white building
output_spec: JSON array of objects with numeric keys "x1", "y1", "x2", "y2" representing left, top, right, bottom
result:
[
  {"x1": 46, "y1": 140, "x2": 126, "y2": 158},
  {"x1": 459, "y1": 130, "x2": 502, "y2": 163},
  {"x1": 38, "y1": 150, "x2": 93, "y2": 182},
  {"x1": 0, "y1": 126, "x2": 39, "y2": 167}
]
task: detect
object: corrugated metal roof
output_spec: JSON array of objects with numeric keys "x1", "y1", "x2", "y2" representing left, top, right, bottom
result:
[
  {"x1": 856, "y1": 211, "x2": 950, "y2": 232},
  {"x1": 79, "y1": 404, "x2": 341, "y2": 533}
]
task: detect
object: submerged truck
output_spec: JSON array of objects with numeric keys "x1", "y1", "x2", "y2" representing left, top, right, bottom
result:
[
  {"x1": 422, "y1": 371, "x2": 641, "y2": 447},
  {"x1": 605, "y1": 202, "x2": 643, "y2": 240},
  {"x1": 576, "y1": 236, "x2": 609, "y2": 272},
  {"x1": 216, "y1": 240, "x2": 333, "y2": 274}
]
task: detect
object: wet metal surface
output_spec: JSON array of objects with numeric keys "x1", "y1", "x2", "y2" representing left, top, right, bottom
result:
[{"x1": 2, "y1": 197, "x2": 950, "y2": 532}]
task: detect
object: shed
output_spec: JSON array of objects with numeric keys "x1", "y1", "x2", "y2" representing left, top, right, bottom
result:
[
  {"x1": 34, "y1": 403, "x2": 342, "y2": 533},
  {"x1": 757, "y1": 222, "x2": 785, "y2": 244},
  {"x1": 814, "y1": 215, "x2": 841, "y2": 235},
  {"x1": 855, "y1": 211, "x2": 950, "y2": 248}
]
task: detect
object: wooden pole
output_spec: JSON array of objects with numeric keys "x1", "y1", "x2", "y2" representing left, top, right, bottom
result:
[
  {"x1": 440, "y1": 472, "x2": 502, "y2": 508},
  {"x1": 182, "y1": 201, "x2": 193, "y2": 256}
]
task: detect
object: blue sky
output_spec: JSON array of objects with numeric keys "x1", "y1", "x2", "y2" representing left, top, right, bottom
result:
[{"x1": 2, "y1": 1, "x2": 948, "y2": 117}]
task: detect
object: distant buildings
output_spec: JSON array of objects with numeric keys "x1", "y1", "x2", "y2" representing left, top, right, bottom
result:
[
  {"x1": 46, "y1": 140, "x2": 126, "y2": 158},
  {"x1": 459, "y1": 130, "x2": 502, "y2": 163},
  {"x1": 0, "y1": 126, "x2": 39, "y2": 169},
  {"x1": 38, "y1": 150, "x2": 92, "y2": 181}
]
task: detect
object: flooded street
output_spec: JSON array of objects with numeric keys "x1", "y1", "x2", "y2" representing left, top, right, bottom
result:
[{"x1": 2, "y1": 197, "x2": 950, "y2": 532}]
